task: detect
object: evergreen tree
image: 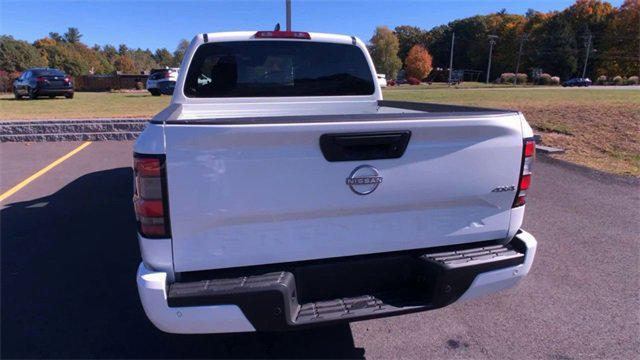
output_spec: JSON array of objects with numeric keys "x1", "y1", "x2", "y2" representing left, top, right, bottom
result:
[{"x1": 63, "y1": 27, "x2": 82, "y2": 43}]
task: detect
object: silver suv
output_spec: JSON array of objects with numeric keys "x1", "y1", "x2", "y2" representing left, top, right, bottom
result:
[{"x1": 146, "y1": 68, "x2": 179, "y2": 96}]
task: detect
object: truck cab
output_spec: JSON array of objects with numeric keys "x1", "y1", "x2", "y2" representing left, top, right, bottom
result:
[{"x1": 134, "y1": 30, "x2": 537, "y2": 334}]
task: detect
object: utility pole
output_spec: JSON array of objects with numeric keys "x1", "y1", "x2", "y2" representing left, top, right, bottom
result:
[
  {"x1": 581, "y1": 31, "x2": 592, "y2": 78},
  {"x1": 448, "y1": 32, "x2": 455, "y2": 84},
  {"x1": 286, "y1": 0, "x2": 291, "y2": 31},
  {"x1": 486, "y1": 34, "x2": 499, "y2": 84},
  {"x1": 514, "y1": 34, "x2": 528, "y2": 86}
]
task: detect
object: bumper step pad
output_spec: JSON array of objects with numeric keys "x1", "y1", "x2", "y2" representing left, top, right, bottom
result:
[
  {"x1": 422, "y1": 244, "x2": 524, "y2": 269},
  {"x1": 168, "y1": 272, "x2": 293, "y2": 300},
  {"x1": 168, "y1": 240, "x2": 527, "y2": 330}
]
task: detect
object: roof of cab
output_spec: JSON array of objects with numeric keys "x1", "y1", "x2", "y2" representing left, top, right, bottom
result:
[{"x1": 196, "y1": 31, "x2": 359, "y2": 46}]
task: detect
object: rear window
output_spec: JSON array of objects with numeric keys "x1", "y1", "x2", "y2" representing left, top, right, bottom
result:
[
  {"x1": 32, "y1": 69, "x2": 65, "y2": 76},
  {"x1": 184, "y1": 41, "x2": 375, "y2": 98}
]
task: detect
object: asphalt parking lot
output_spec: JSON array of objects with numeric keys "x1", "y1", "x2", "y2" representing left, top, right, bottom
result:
[{"x1": 1, "y1": 140, "x2": 639, "y2": 359}]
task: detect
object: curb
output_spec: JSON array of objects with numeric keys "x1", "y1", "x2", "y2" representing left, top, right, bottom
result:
[
  {"x1": 0, "y1": 118, "x2": 149, "y2": 142},
  {"x1": 536, "y1": 145, "x2": 565, "y2": 154},
  {"x1": 536, "y1": 153, "x2": 639, "y2": 186}
]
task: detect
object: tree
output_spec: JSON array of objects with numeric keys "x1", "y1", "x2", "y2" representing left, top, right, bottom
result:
[
  {"x1": 0, "y1": 36, "x2": 47, "y2": 72},
  {"x1": 118, "y1": 44, "x2": 129, "y2": 56},
  {"x1": 64, "y1": 27, "x2": 82, "y2": 43},
  {"x1": 102, "y1": 44, "x2": 117, "y2": 62},
  {"x1": 48, "y1": 32, "x2": 63, "y2": 42},
  {"x1": 172, "y1": 39, "x2": 190, "y2": 67},
  {"x1": 33, "y1": 37, "x2": 57, "y2": 48},
  {"x1": 563, "y1": 0, "x2": 616, "y2": 78},
  {"x1": 596, "y1": 0, "x2": 639, "y2": 77},
  {"x1": 154, "y1": 48, "x2": 174, "y2": 67},
  {"x1": 404, "y1": 45, "x2": 433, "y2": 79},
  {"x1": 427, "y1": 16, "x2": 493, "y2": 76},
  {"x1": 369, "y1": 26, "x2": 402, "y2": 79},
  {"x1": 424, "y1": 24, "x2": 450, "y2": 69},
  {"x1": 530, "y1": 13, "x2": 578, "y2": 79},
  {"x1": 34, "y1": 40, "x2": 91, "y2": 76},
  {"x1": 129, "y1": 48, "x2": 159, "y2": 73},
  {"x1": 394, "y1": 25, "x2": 429, "y2": 62},
  {"x1": 114, "y1": 55, "x2": 135, "y2": 73}
]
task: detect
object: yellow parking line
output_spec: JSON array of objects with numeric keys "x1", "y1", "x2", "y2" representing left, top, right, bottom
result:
[{"x1": 0, "y1": 141, "x2": 93, "y2": 203}]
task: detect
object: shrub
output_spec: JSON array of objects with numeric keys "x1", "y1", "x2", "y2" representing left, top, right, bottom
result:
[
  {"x1": 387, "y1": 79, "x2": 396, "y2": 86},
  {"x1": 550, "y1": 76, "x2": 560, "y2": 85},
  {"x1": 0, "y1": 70, "x2": 20, "y2": 92},
  {"x1": 500, "y1": 73, "x2": 516, "y2": 83},
  {"x1": 499, "y1": 73, "x2": 527, "y2": 84},
  {"x1": 625, "y1": 76, "x2": 639, "y2": 85},
  {"x1": 538, "y1": 73, "x2": 552, "y2": 85},
  {"x1": 516, "y1": 73, "x2": 528, "y2": 84},
  {"x1": 596, "y1": 75, "x2": 608, "y2": 85},
  {"x1": 406, "y1": 77, "x2": 421, "y2": 85},
  {"x1": 135, "y1": 81, "x2": 144, "y2": 90},
  {"x1": 612, "y1": 75, "x2": 624, "y2": 85}
]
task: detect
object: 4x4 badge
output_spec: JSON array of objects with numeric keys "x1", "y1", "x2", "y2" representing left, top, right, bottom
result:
[{"x1": 491, "y1": 185, "x2": 516, "y2": 193}]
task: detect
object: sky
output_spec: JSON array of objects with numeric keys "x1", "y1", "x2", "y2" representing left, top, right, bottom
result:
[{"x1": 0, "y1": 0, "x2": 625, "y2": 51}]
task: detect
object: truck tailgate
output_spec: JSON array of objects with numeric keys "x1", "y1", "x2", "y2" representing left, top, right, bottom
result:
[{"x1": 163, "y1": 114, "x2": 524, "y2": 272}]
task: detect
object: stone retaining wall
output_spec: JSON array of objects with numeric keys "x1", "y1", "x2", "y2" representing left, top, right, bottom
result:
[{"x1": 0, "y1": 119, "x2": 149, "y2": 142}]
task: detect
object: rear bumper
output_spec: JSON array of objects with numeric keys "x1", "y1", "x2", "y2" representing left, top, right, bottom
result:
[
  {"x1": 137, "y1": 230, "x2": 537, "y2": 334},
  {"x1": 136, "y1": 264, "x2": 256, "y2": 333},
  {"x1": 35, "y1": 88, "x2": 73, "y2": 95},
  {"x1": 147, "y1": 80, "x2": 175, "y2": 92}
]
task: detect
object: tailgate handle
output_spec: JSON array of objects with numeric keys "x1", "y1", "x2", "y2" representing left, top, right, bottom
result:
[{"x1": 320, "y1": 131, "x2": 411, "y2": 162}]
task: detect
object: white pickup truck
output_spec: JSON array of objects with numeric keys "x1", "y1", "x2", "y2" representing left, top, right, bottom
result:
[{"x1": 134, "y1": 30, "x2": 537, "y2": 334}]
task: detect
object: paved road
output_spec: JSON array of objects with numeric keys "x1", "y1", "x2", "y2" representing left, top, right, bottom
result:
[{"x1": 1, "y1": 141, "x2": 638, "y2": 359}]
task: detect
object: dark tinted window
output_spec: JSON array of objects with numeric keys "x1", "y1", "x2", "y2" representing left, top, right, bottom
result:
[
  {"x1": 32, "y1": 69, "x2": 65, "y2": 76},
  {"x1": 184, "y1": 41, "x2": 375, "y2": 98}
]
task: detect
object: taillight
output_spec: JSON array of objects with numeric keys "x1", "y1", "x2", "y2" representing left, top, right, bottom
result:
[
  {"x1": 163, "y1": 71, "x2": 171, "y2": 79},
  {"x1": 254, "y1": 31, "x2": 311, "y2": 39},
  {"x1": 36, "y1": 76, "x2": 46, "y2": 83},
  {"x1": 133, "y1": 154, "x2": 170, "y2": 238},
  {"x1": 513, "y1": 138, "x2": 535, "y2": 207},
  {"x1": 64, "y1": 76, "x2": 71, "y2": 83}
]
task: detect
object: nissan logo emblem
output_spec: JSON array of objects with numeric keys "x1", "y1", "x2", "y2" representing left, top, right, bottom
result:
[{"x1": 346, "y1": 165, "x2": 383, "y2": 195}]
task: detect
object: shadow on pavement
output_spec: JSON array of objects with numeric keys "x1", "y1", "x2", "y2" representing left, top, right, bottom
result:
[{"x1": 1, "y1": 167, "x2": 364, "y2": 359}]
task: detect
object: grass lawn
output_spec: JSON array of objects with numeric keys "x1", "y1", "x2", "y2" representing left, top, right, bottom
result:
[
  {"x1": 1, "y1": 86, "x2": 638, "y2": 176},
  {"x1": 0, "y1": 91, "x2": 170, "y2": 120},
  {"x1": 385, "y1": 87, "x2": 640, "y2": 177}
]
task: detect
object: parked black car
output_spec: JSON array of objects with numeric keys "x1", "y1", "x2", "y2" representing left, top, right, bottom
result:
[
  {"x1": 13, "y1": 68, "x2": 74, "y2": 99},
  {"x1": 562, "y1": 77, "x2": 592, "y2": 87}
]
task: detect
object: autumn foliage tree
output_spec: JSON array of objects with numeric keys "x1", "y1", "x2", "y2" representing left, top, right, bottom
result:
[
  {"x1": 114, "y1": 55, "x2": 135, "y2": 73},
  {"x1": 369, "y1": 26, "x2": 402, "y2": 79},
  {"x1": 404, "y1": 45, "x2": 433, "y2": 80},
  {"x1": 597, "y1": 0, "x2": 639, "y2": 77},
  {"x1": 394, "y1": 25, "x2": 430, "y2": 62}
]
